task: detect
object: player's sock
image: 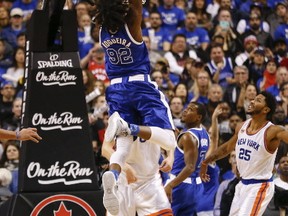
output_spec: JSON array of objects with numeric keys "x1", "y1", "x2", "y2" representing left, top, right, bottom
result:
[{"x1": 110, "y1": 169, "x2": 120, "y2": 181}]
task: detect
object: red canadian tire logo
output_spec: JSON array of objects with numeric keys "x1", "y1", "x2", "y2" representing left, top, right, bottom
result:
[{"x1": 30, "y1": 194, "x2": 97, "y2": 216}]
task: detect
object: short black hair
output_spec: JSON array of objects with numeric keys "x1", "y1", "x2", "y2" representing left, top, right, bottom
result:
[
  {"x1": 191, "y1": 102, "x2": 207, "y2": 122},
  {"x1": 171, "y1": 33, "x2": 186, "y2": 43},
  {"x1": 260, "y1": 91, "x2": 276, "y2": 121}
]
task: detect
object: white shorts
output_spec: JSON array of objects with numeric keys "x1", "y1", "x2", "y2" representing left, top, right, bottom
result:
[
  {"x1": 107, "y1": 173, "x2": 172, "y2": 216},
  {"x1": 229, "y1": 180, "x2": 274, "y2": 216}
]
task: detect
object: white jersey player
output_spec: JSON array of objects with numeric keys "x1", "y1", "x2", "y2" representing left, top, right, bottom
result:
[
  {"x1": 102, "y1": 137, "x2": 174, "y2": 216},
  {"x1": 200, "y1": 92, "x2": 288, "y2": 216}
]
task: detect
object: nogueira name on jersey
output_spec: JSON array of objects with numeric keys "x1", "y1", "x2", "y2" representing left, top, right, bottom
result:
[
  {"x1": 237, "y1": 138, "x2": 260, "y2": 151},
  {"x1": 101, "y1": 38, "x2": 131, "y2": 49}
]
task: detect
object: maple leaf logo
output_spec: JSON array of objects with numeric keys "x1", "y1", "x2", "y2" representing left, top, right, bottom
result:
[{"x1": 54, "y1": 202, "x2": 72, "y2": 216}]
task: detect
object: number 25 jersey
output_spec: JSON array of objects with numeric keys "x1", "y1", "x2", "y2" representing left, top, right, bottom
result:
[
  {"x1": 99, "y1": 24, "x2": 151, "y2": 79},
  {"x1": 236, "y1": 119, "x2": 276, "y2": 180}
]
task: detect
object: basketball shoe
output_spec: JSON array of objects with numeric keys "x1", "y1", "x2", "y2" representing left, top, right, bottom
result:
[{"x1": 104, "y1": 112, "x2": 131, "y2": 142}]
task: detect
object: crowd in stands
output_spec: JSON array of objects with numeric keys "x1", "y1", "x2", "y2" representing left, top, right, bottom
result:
[{"x1": 0, "y1": 0, "x2": 287, "y2": 214}]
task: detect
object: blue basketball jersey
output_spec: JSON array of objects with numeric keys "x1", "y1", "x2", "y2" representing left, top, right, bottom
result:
[
  {"x1": 99, "y1": 24, "x2": 151, "y2": 79},
  {"x1": 171, "y1": 127, "x2": 210, "y2": 178}
]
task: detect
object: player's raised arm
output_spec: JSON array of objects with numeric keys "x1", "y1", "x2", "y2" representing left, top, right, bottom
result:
[
  {"x1": 125, "y1": 0, "x2": 143, "y2": 42},
  {"x1": 200, "y1": 122, "x2": 243, "y2": 182}
]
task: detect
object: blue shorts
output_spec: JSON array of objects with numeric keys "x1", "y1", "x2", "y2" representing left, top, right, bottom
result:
[
  {"x1": 106, "y1": 75, "x2": 174, "y2": 129},
  {"x1": 172, "y1": 181, "x2": 204, "y2": 216}
]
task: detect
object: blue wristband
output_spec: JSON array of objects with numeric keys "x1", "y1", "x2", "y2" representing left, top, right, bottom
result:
[
  {"x1": 129, "y1": 124, "x2": 140, "y2": 136},
  {"x1": 16, "y1": 131, "x2": 20, "y2": 140}
]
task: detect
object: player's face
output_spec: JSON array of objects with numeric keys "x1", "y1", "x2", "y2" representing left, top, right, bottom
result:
[
  {"x1": 246, "y1": 94, "x2": 267, "y2": 115},
  {"x1": 181, "y1": 103, "x2": 200, "y2": 123}
]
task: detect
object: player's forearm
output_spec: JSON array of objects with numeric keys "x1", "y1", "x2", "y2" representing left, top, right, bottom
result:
[
  {"x1": 168, "y1": 165, "x2": 195, "y2": 188},
  {"x1": 0, "y1": 129, "x2": 17, "y2": 140},
  {"x1": 202, "y1": 143, "x2": 231, "y2": 165}
]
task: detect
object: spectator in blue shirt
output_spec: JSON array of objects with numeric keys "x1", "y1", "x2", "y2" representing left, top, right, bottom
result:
[
  {"x1": 175, "y1": 11, "x2": 210, "y2": 52},
  {"x1": 157, "y1": 0, "x2": 185, "y2": 35},
  {"x1": 142, "y1": 11, "x2": 171, "y2": 52},
  {"x1": 1, "y1": 8, "x2": 26, "y2": 49}
]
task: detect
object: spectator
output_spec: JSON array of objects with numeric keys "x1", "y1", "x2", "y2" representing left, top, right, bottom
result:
[
  {"x1": 220, "y1": 113, "x2": 243, "y2": 143},
  {"x1": 216, "y1": 0, "x2": 244, "y2": 27},
  {"x1": 274, "y1": 12, "x2": 288, "y2": 46},
  {"x1": 150, "y1": 70, "x2": 173, "y2": 99},
  {"x1": 267, "y1": 1, "x2": 287, "y2": 39},
  {"x1": 142, "y1": 11, "x2": 171, "y2": 52},
  {"x1": 89, "y1": 94, "x2": 108, "y2": 152},
  {"x1": 190, "y1": 70, "x2": 212, "y2": 105},
  {"x1": 12, "y1": 0, "x2": 38, "y2": 22},
  {"x1": 2, "y1": 97, "x2": 21, "y2": 132},
  {"x1": 164, "y1": 34, "x2": 197, "y2": 84},
  {"x1": 0, "y1": 81, "x2": 15, "y2": 127},
  {"x1": 0, "y1": 168, "x2": 12, "y2": 204},
  {"x1": 272, "y1": 101, "x2": 288, "y2": 126},
  {"x1": 218, "y1": 167, "x2": 240, "y2": 216},
  {"x1": 82, "y1": 44, "x2": 109, "y2": 87},
  {"x1": 157, "y1": 0, "x2": 185, "y2": 35},
  {"x1": 259, "y1": 59, "x2": 278, "y2": 91},
  {"x1": 273, "y1": 156, "x2": 288, "y2": 215},
  {"x1": 210, "y1": 8, "x2": 242, "y2": 59},
  {"x1": 217, "y1": 101, "x2": 232, "y2": 139},
  {"x1": 94, "y1": 79, "x2": 105, "y2": 95},
  {"x1": 237, "y1": 6, "x2": 270, "y2": 35},
  {"x1": 169, "y1": 96, "x2": 185, "y2": 130},
  {"x1": 210, "y1": 8, "x2": 235, "y2": 36},
  {"x1": 74, "y1": 1, "x2": 89, "y2": 20},
  {"x1": 175, "y1": 11, "x2": 210, "y2": 52},
  {"x1": 216, "y1": 114, "x2": 242, "y2": 181},
  {"x1": 206, "y1": 83, "x2": 223, "y2": 127},
  {"x1": 239, "y1": 1, "x2": 272, "y2": 21},
  {"x1": 77, "y1": 13, "x2": 94, "y2": 59},
  {"x1": 240, "y1": 12, "x2": 274, "y2": 49},
  {"x1": 273, "y1": 38, "x2": 288, "y2": 65},
  {"x1": 267, "y1": 66, "x2": 288, "y2": 101},
  {"x1": 1, "y1": 8, "x2": 26, "y2": 49},
  {"x1": 0, "y1": 141, "x2": 19, "y2": 171},
  {"x1": 190, "y1": 0, "x2": 212, "y2": 31},
  {"x1": 244, "y1": 47, "x2": 266, "y2": 85},
  {"x1": 0, "y1": 6, "x2": 9, "y2": 30},
  {"x1": 143, "y1": 36, "x2": 162, "y2": 69},
  {"x1": 0, "y1": 39, "x2": 13, "y2": 79},
  {"x1": 214, "y1": 151, "x2": 239, "y2": 216},
  {"x1": 153, "y1": 57, "x2": 175, "y2": 94},
  {"x1": 279, "y1": 81, "x2": 288, "y2": 116},
  {"x1": 236, "y1": 83, "x2": 258, "y2": 120},
  {"x1": 180, "y1": 58, "x2": 205, "y2": 90},
  {"x1": 82, "y1": 69, "x2": 97, "y2": 110},
  {"x1": 16, "y1": 32, "x2": 26, "y2": 48},
  {"x1": 2, "y1": 47, "x2": 25, "y2": 87},
  {"x1": 235, "y1": 35, "x2": 258, "y2": 66},
  {"x1": 0, "y1": 141, "x2": 19, "y2": 194},
  {"x1": 205, "y1": 44, "x2": 234, "y2": 89},
  {"x1": 173, "y1": 82, "x2": 191, "y2": 107}
]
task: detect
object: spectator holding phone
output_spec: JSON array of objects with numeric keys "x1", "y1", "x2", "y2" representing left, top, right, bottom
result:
[{"x1": 210, "y1": 8, "x2": 242, "y2": 59}]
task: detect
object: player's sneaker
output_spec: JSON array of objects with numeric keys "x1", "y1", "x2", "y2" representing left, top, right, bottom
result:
[
  {"x1": 104, "y1": 112, "x2": 130, "y2": 142},
  {"x1": 102, "y1": 171, "x2": 119, "y2": 215}
]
